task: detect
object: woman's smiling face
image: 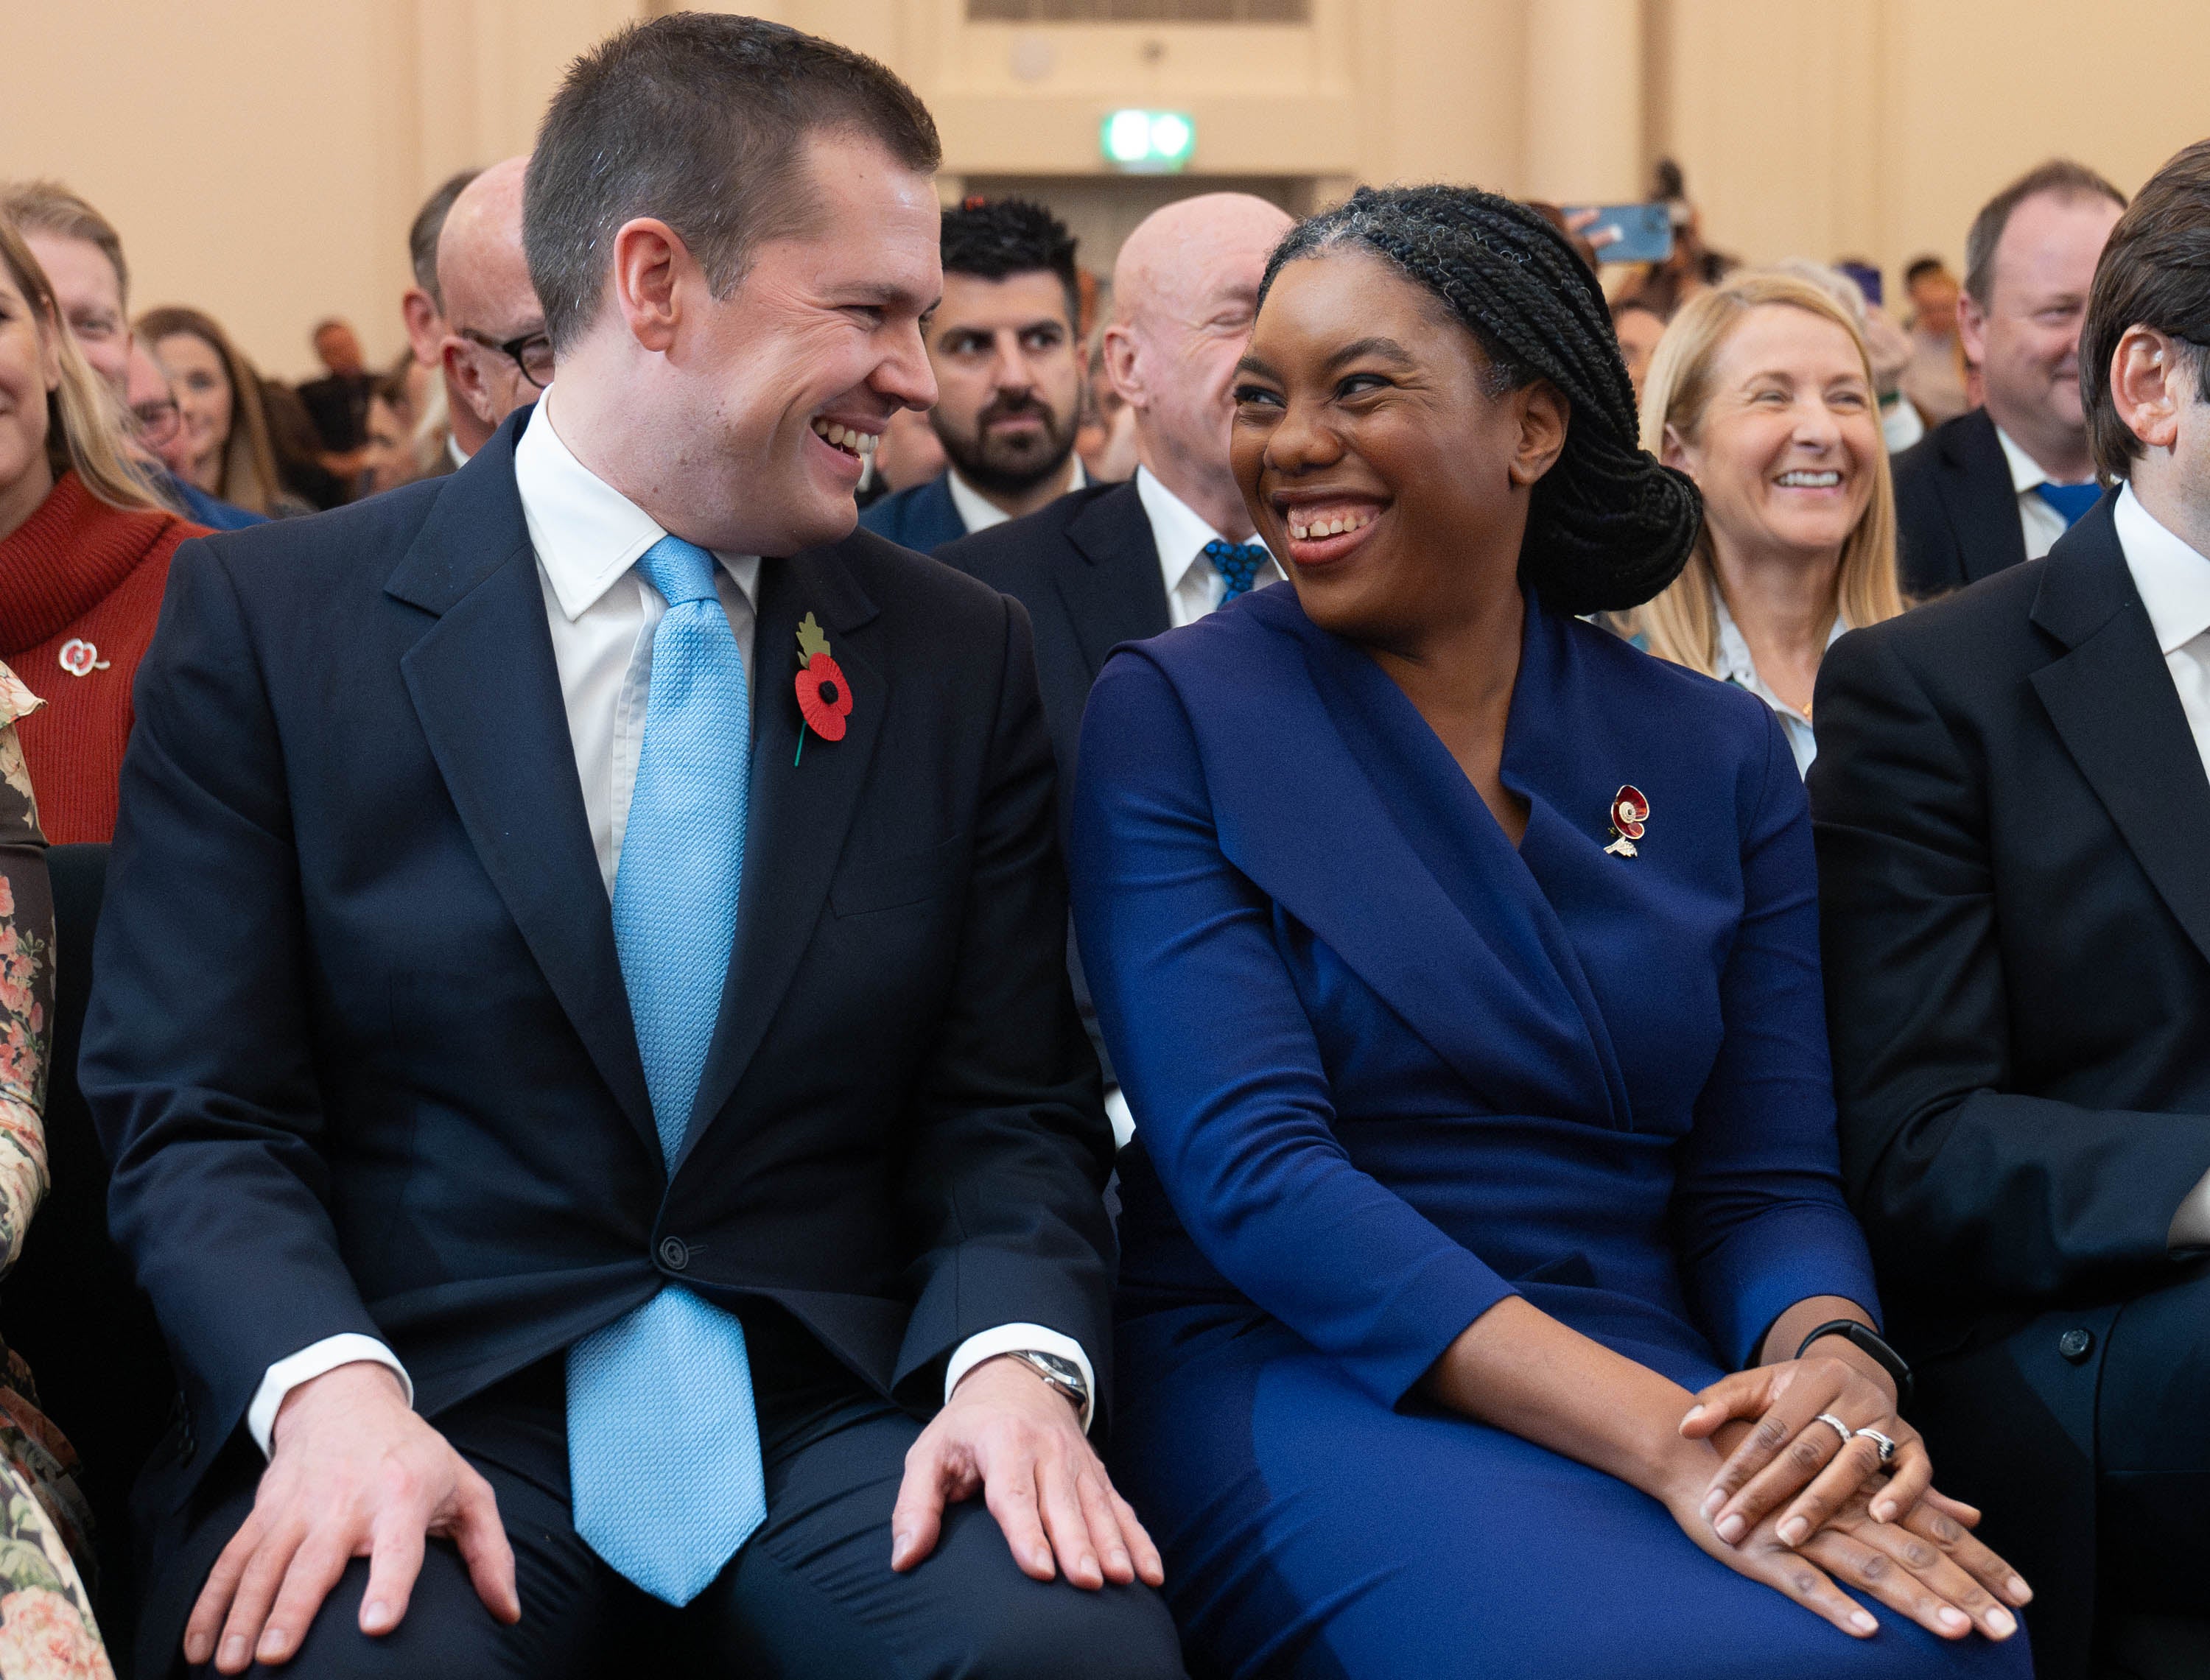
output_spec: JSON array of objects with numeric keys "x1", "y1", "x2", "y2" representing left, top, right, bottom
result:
[{"x1": 1229, "y1": 246, "x2": 1565, "y2": 649}]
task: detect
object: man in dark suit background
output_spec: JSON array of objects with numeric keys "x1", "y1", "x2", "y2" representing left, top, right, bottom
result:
[
  {"x1": 859, "y1": 198, "x2": 1089, "y2": 553},
  {"x1": 435, "y1": 159, "x2": 547, "y2": 473},
  {"x1": 83, "y1": 16, "x2": 1175, "y2": 1678},
  {"x1": 399, "y1": 168, "x2": 482, "y2": 477},
  {"x1": 1811, "y1": 140, "x2": 2210, "y2": 1680},
  {"x1": 1891, "y1": 160, "x2": 2124, "y2": 597},
  {"x1": 938, "y1": 191, "x2": 1290, "y2": 1140}
]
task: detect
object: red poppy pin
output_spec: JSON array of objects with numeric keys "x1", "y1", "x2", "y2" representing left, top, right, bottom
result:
[
  {"x1": 1604, "y1": 784, "x2": 1649, "y2": 857},
  {"x1": 793, "y1": 612, "x2": 853, "y2": 765}
]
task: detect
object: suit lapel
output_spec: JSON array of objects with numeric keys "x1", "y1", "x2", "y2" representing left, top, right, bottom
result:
[
  {"x1": 1947, "y1": 409, "x2": 2029, "y2": 582},
  {"x1": 1059, "y1": 483, "x2": 1173, "y2": 681},
  {"x1": 678, "y1": 538, "x2": 885, "y2": 1161},
  {"x1": 387, "y1": 415, "x2": 657, "y2": 1159},
  {"x1": 2030, "y1": 501, "x2": 2210, "y2": 967}
]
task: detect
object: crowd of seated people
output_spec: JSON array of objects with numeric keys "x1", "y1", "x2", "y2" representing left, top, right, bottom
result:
[{"x1": 3, "y1": 14, "x2": 2210, "y2": 1680}]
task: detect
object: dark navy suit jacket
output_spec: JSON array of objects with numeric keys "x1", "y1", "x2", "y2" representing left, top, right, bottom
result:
[
  {"x1": 1892, "y1": 407, "x2": 2028, "y2": 597},
  {"x1": 857, "y1": 471, "x2": 967, "y2": 554},
  {"x1": 83, "y1": 410, "x2": 1114, "y2": 1523}
]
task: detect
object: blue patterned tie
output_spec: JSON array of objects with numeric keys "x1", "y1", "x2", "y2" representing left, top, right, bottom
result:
[
  {"x1": 1204, "y1": 539, "x2": 1270, "y2": 602},
  {"x1": 566, "y1": 533, "x2": 765, "y2": 1606},
  {"x1": 2035, "y1": 481, "x2": 2102, "y2": 527}
]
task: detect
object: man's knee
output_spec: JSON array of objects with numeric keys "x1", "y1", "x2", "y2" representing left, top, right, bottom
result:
[{"x1": 963, "y1": 1579, "x2": 1188, "y2": 1680}]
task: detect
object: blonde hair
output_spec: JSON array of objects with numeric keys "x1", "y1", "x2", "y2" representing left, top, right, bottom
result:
[
  {"x1": 136, "y1": 304, "x2": 288, "y2": 516},
  {"x1": 1633, "y1": 270, "x2": 1901, "y2": 675},
  {"x1": 0, "y1": 216, "x2": 163, "y2": 515}
]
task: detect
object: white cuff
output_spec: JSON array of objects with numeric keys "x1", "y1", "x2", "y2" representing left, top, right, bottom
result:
[
  {"x1": 945, "y1": 1324, "x2": 1094, "y2": 1434},
  {"x1": 1104, "y1": 1086, "x2": 1135, "y2": 1150},
  {"x1": 248, "y1": 1335, "x2": 414, "y2": 1458}
]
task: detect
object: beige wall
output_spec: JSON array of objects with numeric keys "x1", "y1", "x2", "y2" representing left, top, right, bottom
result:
[{"x1": 5, "y1": 0, "x2": 2206, "y2": 384}]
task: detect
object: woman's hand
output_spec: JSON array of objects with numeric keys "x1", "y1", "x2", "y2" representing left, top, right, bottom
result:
[
  {"x1": 1657, "y1": 1458, "x2": 2028, "y2": 1643},
  {"x1": 1680, "y1": 1353, "x2": 1924, "y2": 1544}
]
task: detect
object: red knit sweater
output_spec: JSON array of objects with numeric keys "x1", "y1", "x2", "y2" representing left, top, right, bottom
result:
[{"x1": 0, "y1": 473, "x2": 203, "y2": 843}]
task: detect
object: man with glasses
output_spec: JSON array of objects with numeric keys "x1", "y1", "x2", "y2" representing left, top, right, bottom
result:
[{"x1": 438, "y1": 158, "x2": 551, "y2": 463}]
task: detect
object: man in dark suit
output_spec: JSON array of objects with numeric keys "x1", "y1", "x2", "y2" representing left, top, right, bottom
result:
[
  {"x1": 83, "y1": 17, "x2": 1174, "y2": 1679},
  {"x1": 938, "y1": 193, "x2": 1290, "y2": 1135},
  {"x1": 1891, "y1": 160, "x2": 2124, "y2": 597},
  {"x1": 1811, "y1": 141, "x2": 2210, "y2": 1680},
  {"x1": 399, "y1": 168, "x2": 483, "y2": 478},
  {"x1": 859, "y1": 198, "x2": 1087, "y2": 553},
  {"x1": 295, "y1": 319, "x2": 375, "y2": 456}
]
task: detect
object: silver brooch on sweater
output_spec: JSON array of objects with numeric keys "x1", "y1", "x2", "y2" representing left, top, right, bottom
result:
[{"x1": 57, "y1": 639, "x2": 110, "y2": 678}]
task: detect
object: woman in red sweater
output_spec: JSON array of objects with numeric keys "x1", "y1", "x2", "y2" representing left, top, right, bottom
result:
[{"x1": 0, "y1": 216, "x2": 203, "y2": 843}]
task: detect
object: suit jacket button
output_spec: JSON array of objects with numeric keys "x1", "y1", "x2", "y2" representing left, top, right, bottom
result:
[
  {"x1": 658, "y1": 1237, "x2": 690, "y2": 1272},
  {"x1": 2058, "y1": 1327, "x2": 2094, "y2": 1363}
]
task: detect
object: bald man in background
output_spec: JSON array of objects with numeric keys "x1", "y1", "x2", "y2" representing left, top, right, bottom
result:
[
  {"x1": 436, "y1": 156, "x2": 549, "y2": 462},
  {"x1": 939, "y1": 192, "x2": 1294, "y2": 1136},
  {"x1": 399, "y1": 167, "x2": 483, "y2": 476}
]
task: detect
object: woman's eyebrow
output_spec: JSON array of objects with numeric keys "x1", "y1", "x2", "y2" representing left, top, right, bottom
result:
[
  {"x1": 1235, "y1": 353, "x2": 1279, "y2": 378},
  {"x1": 1325, "y1": 336, "x2": 1416, "y2": 369}
]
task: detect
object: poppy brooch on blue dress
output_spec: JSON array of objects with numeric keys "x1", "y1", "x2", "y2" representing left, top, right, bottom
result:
[{"x1": 1604, "y1": 785, "x2": 1649, "y2": 857}]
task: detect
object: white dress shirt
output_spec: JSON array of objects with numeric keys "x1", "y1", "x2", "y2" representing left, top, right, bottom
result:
[
  {"x1": 248, "y1": 393, "x2": 1092, "y2": 1452},
  {"x1": 1996, "y1": 423, "x2": 2097, "y2": 563},
  {"x1": 1136, "y1": 465, "x2": 1283, "y2": 629},
  {"x1": 944, "y1": 458, "x2": 1085, "y2": 538},
  {"x1": 2111, "y1": 483, "x2": 2210, "y2": 1251}
]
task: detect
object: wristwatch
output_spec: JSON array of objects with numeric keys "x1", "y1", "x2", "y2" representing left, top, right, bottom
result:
[
  {"x1": 1795, "y1": 1319, "x2": 1914, "y2": 1412},
  {"x1": 1003, "y1": 1349, "x2": 1090, "y2": 1418}
]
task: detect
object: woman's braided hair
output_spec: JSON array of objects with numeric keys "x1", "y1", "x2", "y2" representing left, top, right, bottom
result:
[{"x1": 1257, "y1": 185, "x2": 1702, "y2": 615}]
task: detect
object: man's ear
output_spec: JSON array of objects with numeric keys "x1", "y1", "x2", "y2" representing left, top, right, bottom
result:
[
  {"x1": 610, "y1": 218, "x2": 689, "y2": 354},
  {"x1": 1956, "y1": 288, "x2": 1988, "y2": 368},
  {"x1": 2111, "y1": 324, "x2": 2185, "y2": 453},
  {"x1": 440, "y1": 336, "x2": 496, "y2": 428},
  {"x1": 1508, "y1": 380, "x2": 1569, "y2": 489},
  {"x1": 401, "y1": 289, "x2": 443, "y2": 368},
  {"x1": 1101, "y1": 323, "x2": 1145, "y2": 411}
]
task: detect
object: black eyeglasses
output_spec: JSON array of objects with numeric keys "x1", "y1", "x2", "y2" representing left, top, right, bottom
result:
[{"x1": 458, "y1": 327, "x2": 555, "y2": 390}]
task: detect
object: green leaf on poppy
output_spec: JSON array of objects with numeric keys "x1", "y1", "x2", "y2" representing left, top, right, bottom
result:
[{"x1": 796, "y1": 612, "x2": 832, "y2": 666}]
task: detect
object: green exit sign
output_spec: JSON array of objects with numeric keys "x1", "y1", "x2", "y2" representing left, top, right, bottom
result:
[{"x1": 1101, "y1": 109, "x2": 1196, "y2": 173}]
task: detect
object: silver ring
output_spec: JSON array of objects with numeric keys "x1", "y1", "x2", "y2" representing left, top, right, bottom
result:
[
  {"x1": 1811, "y1": 1413, "x2": 1855, "y2": 1447},
  {"x1": 1856, "y1": 1427, "x2": 1898, "y2": 1467}
]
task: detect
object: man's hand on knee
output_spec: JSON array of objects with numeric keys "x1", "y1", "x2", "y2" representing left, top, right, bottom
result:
[
  {"x1": 185, "y1": 1361, "x2": 521, "y2": 1673},
  {"x1": 891, "y1": 1355, "x2": 1165, "y2": 1592}
]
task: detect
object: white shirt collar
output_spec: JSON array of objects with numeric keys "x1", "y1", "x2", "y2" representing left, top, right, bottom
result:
[
  {"x1": 1711, "y1": 588, "x2": 1846, "y2": 725},
  {"x1": 1134, "y1": 465, "x2": 1269, "y2": 594},
  {"x1": 943, "y1": 457, "x2": 1085, "y2": 537},
  {"x1": 513, "y1": 387, "x2": 760, "y2": 622},
  {"x1": 1993, "y1": 422, "x2": 2098, "y2": 496},
  {"x1": 2115, "y1": 480, "x2": 2210, "y2": 656}
]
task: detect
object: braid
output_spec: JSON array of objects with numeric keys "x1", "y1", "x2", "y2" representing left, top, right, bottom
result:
[{"x1": 1258, "y1": 186, "x2": 1702, "y2": 614}]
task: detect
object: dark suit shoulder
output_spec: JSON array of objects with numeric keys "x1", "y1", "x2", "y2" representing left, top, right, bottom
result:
[
  {"x1": 1835, "y1": 557, "x2": 2047, "y2": 683},
  {"x1": 936, "y1": 482, "x2": 1129, "y2": 588},
  {"x1": 183, "y1": 477, "x2": 447, "y2": 604}
]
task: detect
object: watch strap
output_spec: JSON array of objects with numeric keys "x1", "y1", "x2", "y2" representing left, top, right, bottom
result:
[{"x1": 1795, "y1": 1318, "x2": 1914, "y2": 1412}]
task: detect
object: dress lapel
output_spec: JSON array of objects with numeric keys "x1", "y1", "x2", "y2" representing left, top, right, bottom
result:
[
  {"x1": 677, "y1": 536, "x2": 885, "y2": 1162},
  {"x1": 1199, "y1": 588, "x2": 1624, "y2": 1125},
  {"x1": 386, "y1": 415, "x2": 657, "y2": 1159},
  {"x1": 2030, "y1": 502, "x2": 2210, "y2": 967},
  {"x1": 1059, "y1": 484, "x2": 1173, "y2": 682}
]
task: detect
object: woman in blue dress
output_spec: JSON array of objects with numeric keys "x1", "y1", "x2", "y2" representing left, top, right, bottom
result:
[{"x1": 1069, "y1": 187, "x2": 2035, "y2": 1679}]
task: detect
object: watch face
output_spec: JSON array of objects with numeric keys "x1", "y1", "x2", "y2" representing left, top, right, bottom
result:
[{"x1": 1023, "y1": 1352, "x2": 1087, "y2": 1395}]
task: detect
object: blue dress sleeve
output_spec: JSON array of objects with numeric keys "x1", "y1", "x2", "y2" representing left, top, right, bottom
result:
[
  {"x1": 1673, "y1": 706, "x2": 1882, "y2": 1368},
  {"x1": 1070, "y1": 651, "x2": 1515, "y2": 1407}
]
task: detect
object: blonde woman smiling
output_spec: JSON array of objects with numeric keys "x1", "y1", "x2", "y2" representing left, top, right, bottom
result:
[{"x1": 1636, "y1": 271, "x2": 1904, "y2": 772}]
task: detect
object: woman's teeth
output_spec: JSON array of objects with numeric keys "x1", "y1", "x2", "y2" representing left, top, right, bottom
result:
[
  {"x1": 1775, "y1": 470, "x2": 1841, "y2": 487},
  {"x1": 810, "y1": 418, "x2": 877, "y2": 458},
  {"x1": 1288, "y1": 509, "x2": 1375, "y2": 541}
]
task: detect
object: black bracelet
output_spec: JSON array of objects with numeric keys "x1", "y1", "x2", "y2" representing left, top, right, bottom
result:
[{"x1": 1795, "y1": 1319, "x2": 1913, "y2": 1412}]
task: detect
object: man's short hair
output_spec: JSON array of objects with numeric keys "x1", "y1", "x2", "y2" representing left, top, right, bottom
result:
[
  {"x1": 2080, "y1": 139, "x2": 2210, "y2": 482},
  {"x1": 524, "y1": 14, "x2": 940, "y2": 351},
  {"x1": 939, "y1": 197, "x2": 1080, "y2": 329},
  {"x1": 410, "y1": 168, "x2": 481, "y2": 309},
  {"x1": 1962, "y1": 159, "x2": 2127, "y2": 309},
  {"x1": 1902, "y1": 256, "x2": 1948, "y2": 288},
  {"x1": 0, "y1": 179, "x2": 127, "y2": 304}
]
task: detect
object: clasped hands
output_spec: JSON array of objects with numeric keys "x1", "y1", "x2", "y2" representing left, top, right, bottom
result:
[
  {"x1": 1666, "y1": 1352, "x2": 2032, "y2": 1645},
  {"x1": 185, "y1": 1354, "x2": 1161, "y2": 1673}
]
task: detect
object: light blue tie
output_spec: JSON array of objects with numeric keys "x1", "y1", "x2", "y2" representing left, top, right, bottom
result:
[{"x1": 566, "y1": 533, "x2": 765, "y2": 1606}]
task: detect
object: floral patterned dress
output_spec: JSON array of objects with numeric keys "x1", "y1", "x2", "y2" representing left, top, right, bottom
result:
[{"x1": 0, "y1": 665, "x2": 110, "y2": 1679}]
